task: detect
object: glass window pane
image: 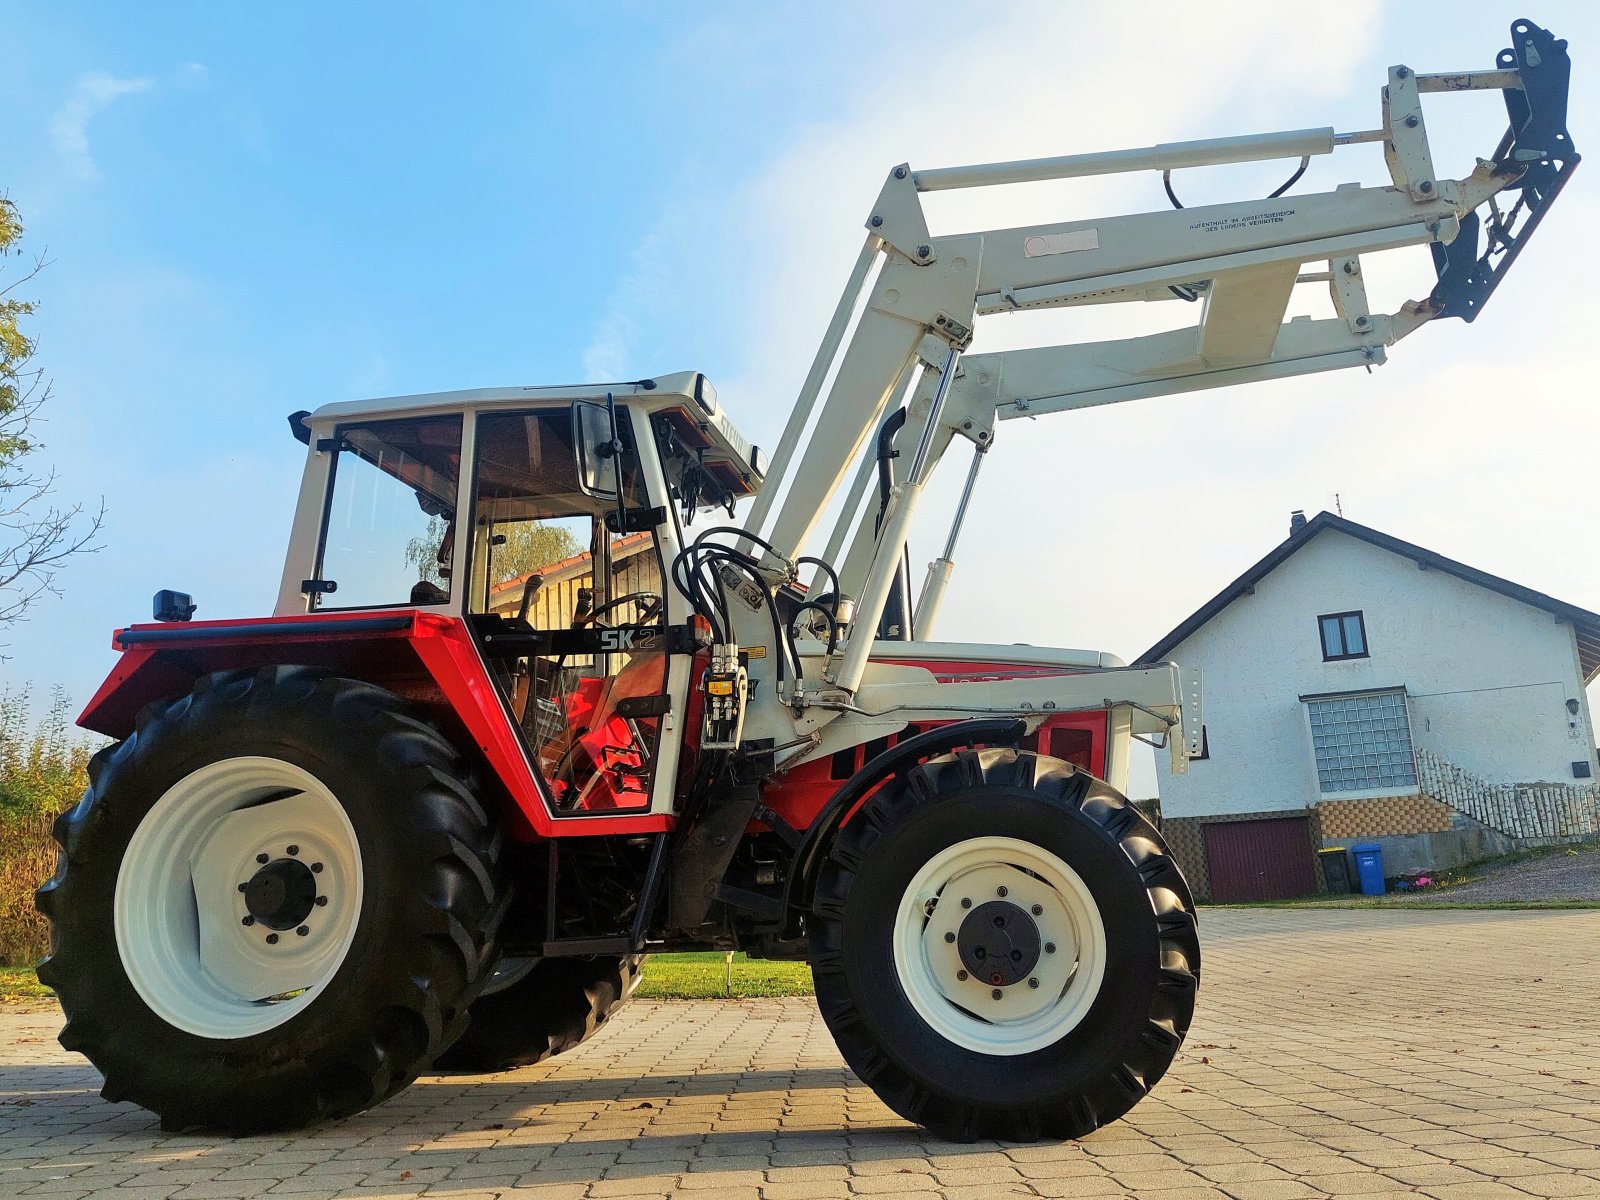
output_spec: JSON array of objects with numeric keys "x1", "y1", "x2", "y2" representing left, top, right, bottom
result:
[
  {"x1": 1342, "y1": 614, "x2": 1366, "y2": 655},
  {"x1": 1320, "y1": 615, "x2": 1344, "y2": 658},
  {"x1": 318, "y1": 416, "x2": 462, "y2": 609}
]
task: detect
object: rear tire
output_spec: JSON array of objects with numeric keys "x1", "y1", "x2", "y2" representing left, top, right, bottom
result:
[
  {"x1": 808, "y1": 747, "x2": 1199, "y2": 1142},
  {"x1": 436, "y1": 953, "x2": 644, "y2": 1072},
  {"x1": 35, "y1": 667, "x2": 507, "y2": 1132}
]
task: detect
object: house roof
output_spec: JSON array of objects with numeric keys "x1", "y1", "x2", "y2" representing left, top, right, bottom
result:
[
  {"x1": 1137, "y1": 512, "x2": 1600, "y2": 682},
  {"x1": 488, "y1": 530, "x2": 654, "y2": 603}
]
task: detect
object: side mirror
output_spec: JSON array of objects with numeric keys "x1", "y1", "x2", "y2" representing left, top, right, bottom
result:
[{"x1": 574, "y1": 400, "x2": 620, "y2": 500}]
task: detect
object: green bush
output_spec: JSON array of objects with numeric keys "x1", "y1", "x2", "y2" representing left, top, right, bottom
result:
[{"x1": 0, "y1": 686, "x2": 97, "y2": 966}]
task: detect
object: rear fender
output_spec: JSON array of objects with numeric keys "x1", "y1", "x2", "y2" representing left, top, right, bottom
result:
[{"x1": 80, "y1": 611, "x2": 671, "y2": 841}]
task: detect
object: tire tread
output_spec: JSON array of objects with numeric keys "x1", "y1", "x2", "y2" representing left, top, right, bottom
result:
[
  {"x1": 808, "y1": 747, "x2": 1199, "y2": 1143},
  {"x1": 34, "y1": 666, "x2": 507, "y2": 1133}
]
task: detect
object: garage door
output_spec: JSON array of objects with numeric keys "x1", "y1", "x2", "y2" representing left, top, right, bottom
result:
[{"x1": 1203, "y1": 816, "x2": 1318, "y2": 903}]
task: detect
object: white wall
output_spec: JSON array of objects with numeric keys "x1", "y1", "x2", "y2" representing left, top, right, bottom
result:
[{"x1": 1156, "y1": 530, "x2": 1598, "y2": 818}]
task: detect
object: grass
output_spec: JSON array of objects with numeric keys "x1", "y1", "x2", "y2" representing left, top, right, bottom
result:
[
  {"x1": 0, "y1": 813, "x2": 56, "y2": 967},
  {"x1": 0, "y1": 685, "x2": 97, "y2": 969},
  {"x1": 0, "y1": 965, "x2": 50, "y2": 1003},
  {"x1": 635, "y1": 952, "x2": 814, "y2": 999},
  {"x1": 0, "y1": 954, "x2": 816, "y2": 1007}
]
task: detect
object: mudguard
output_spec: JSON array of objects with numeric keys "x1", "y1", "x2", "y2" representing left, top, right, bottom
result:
[{"x1": 81, "y1": 611, "x2": 672, "y2": 841}]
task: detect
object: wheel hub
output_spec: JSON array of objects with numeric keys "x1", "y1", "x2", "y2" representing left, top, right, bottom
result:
[
  {"x1": 243, "y1": 858, "x2": 318, "y2": 931},
  {"x1": 955, "y1": 900, "x2": 1041, "y2": 986}
]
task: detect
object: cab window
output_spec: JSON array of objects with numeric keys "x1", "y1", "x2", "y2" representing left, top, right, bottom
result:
[{"x1": 315, "y1": 415, "x2": 462, "y2": 609}]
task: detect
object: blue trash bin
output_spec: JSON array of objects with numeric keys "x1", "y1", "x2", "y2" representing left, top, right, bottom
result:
[{"x1": 1352, "y1": 843, "x2": 1385, "y2": 896}]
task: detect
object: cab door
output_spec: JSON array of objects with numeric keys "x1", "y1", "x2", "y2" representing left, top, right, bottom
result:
[{"x1": 466, "y1": 405, "x2": 677, "y2": 817}]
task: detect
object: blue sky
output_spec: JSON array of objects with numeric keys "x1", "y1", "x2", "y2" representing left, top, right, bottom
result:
[{"x1": 3, "y1": 3, "x2": 1598, "y2": 794}]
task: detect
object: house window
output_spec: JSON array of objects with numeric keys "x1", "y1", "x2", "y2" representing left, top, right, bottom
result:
[
  {"x1": 1304, "y1": 689, "x2": 1417, "y2": 795},
  {"x1": 1318, "y1": 610, "x2": 1368, "y2": 660}
]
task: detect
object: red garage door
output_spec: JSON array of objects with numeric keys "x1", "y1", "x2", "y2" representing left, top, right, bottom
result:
[{"x1": 1203, "y1": 816, "x2": 1318, "y2": 903}]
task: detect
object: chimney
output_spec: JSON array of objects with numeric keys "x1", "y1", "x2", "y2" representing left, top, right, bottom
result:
[{"x1": 1289, "y1": 510, "x2": 1307, "y2": 534}]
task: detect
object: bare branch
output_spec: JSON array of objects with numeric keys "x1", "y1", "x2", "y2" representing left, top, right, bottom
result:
[
  {"x1": 0, "y1": 250, "x2": 52, "y2": 299},
  {"x1": 0, "y1": 197, "x2": 103, "y2": 627}
]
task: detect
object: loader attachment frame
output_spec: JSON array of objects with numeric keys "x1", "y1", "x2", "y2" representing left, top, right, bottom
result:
[
  {"x1": 1428, "y1": 19, "x2": 1579, "y2": 321},
  {"x1": 740, "y1": 17, "x2": 1579, "y2": 691}
]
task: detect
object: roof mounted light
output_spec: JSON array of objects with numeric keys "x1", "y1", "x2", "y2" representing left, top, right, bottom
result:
[{"x1": 693, "y1": 374, "x2": 719, "y2": 416}]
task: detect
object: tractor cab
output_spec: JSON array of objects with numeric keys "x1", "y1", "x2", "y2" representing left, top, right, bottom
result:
[{"x1": 279, "y1": 375, "x2": 762, "y2": 816}]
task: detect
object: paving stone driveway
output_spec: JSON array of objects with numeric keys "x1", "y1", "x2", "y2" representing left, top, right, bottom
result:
[{"x1": 3, "y1": 908, "x2": 1599, "y2": 1200}]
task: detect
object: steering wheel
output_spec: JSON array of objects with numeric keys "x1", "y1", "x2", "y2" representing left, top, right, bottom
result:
[{"x1": 575, "y1": 591, "x2": 664, "y2": 628}]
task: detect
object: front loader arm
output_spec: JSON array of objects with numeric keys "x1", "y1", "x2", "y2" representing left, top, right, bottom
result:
[{"x1": 756, "y1": 18, "x2": 1578, "y2": 669}]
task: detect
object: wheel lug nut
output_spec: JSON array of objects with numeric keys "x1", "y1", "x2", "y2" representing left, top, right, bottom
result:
[
  {"x1": 265, "y1": 933, "x2": 279, "y2": 944},
  {"x1": 296, "y1": 926, "x2": 309, "y2": 937},
  {"x1": 956, "y1": 970, "x2": 968, "y2": 981},
  {"x1": 944, "y1": 932, "x2": 955, "y2": 943},
  {"x1": 991, "y1": 988, "x2": 1003, "y2": 1000},
  {"x1": 241, "y1": 916, "x2": 254, "y2": 927},
  {"x1": 960, "y1": 897, "x2": 971, "y2": 909},
  {"x1": 1011, "y1": 950, "x2": 1022, "y2": 961},
  {"x1": 1029, "y1": 977, "x2": 1040, "y2": 989},
  {"x1": 311, "y1": 862, "x2": 323, "y2": 873},
  {"x1": 996, "y1": 885, "x2": 1008, "y2": 898},
  {"x1": 1031, "y1": 904, "x2": 1043, "y2": 916},
  {"x1": 286, "y1": 845, "x2": 299, "y2": 856},
  {"x1": 256, "y1": 853, "x2": 269, "y2": 864},
  {"x1": 315, "y1": 896, "x2": 328, "y2": 906},
  {"x1": 1044, "y1": 942, "x2": 1056, "y2": 954}
]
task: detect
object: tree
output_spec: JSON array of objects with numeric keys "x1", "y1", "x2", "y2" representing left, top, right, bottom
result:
[
  {"x1": 0, "y1": 197, "x2": 102, "y2": 625},
  {"x1": 405, "y1": 514, "x2": 581, "y2": 586},
  {"x1": 489, "y1": 520, "x2": 583, "y2": 584}
]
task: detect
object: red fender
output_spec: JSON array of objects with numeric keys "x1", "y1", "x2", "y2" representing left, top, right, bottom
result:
[{"x1": 80, "y1": 611, "x2": 672, "y2": 841}]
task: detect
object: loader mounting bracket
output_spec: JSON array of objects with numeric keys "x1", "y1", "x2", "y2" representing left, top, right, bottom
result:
[{"x1": 1429, "y1": 19, "x2": 1579, "y2": 322}]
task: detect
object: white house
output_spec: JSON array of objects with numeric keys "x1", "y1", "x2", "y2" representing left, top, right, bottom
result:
[{"x1": 1138, "y1": 512, "x2": 1600, "y2": 902}]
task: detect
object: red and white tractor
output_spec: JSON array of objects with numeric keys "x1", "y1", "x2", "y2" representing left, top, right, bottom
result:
[{"x1": 37, "y1": 20, "x2": 1574, "y2": 1141}]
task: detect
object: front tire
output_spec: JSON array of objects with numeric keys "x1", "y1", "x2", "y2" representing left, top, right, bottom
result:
[
  {"x1": 35, "y1": 667, "x2": 507, "y2": 1132},
  {"x1": 809, "y1": 748, "x2": 1199, "y2": 1142}
]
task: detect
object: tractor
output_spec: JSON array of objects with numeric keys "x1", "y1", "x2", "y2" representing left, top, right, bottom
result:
[{"x1": 37, "y1": 19, "x2": 1574, "y2": 1142}]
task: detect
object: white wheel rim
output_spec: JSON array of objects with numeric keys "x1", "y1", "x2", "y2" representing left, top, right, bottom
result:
[
  {"x1": 892, "y1": 835, "x2": 1107, "y2": 1056},
  {"x1": 113, "y1": 756, "x2": 364, "y2": 1039}
]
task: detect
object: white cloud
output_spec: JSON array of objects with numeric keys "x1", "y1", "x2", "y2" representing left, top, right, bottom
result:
[
  {"x1": 49, "y1": 71, "x2": 154, "y2": 182},
  {"x1": 581, "y1": 201, "x2": 693, "y2": 382}
]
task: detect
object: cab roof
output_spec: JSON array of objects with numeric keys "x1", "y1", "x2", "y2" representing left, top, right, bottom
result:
[
  {"x1": 304, "y1": 371, "x2": 704, "y2": 426},
  {"x1": 292, "y1": 371, "x2": 765, "y2": 493}
]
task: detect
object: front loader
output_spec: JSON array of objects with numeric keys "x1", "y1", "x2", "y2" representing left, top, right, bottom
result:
[{"x1": 37, "y1": 20, "x2": 1575, "y2": 1141}]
